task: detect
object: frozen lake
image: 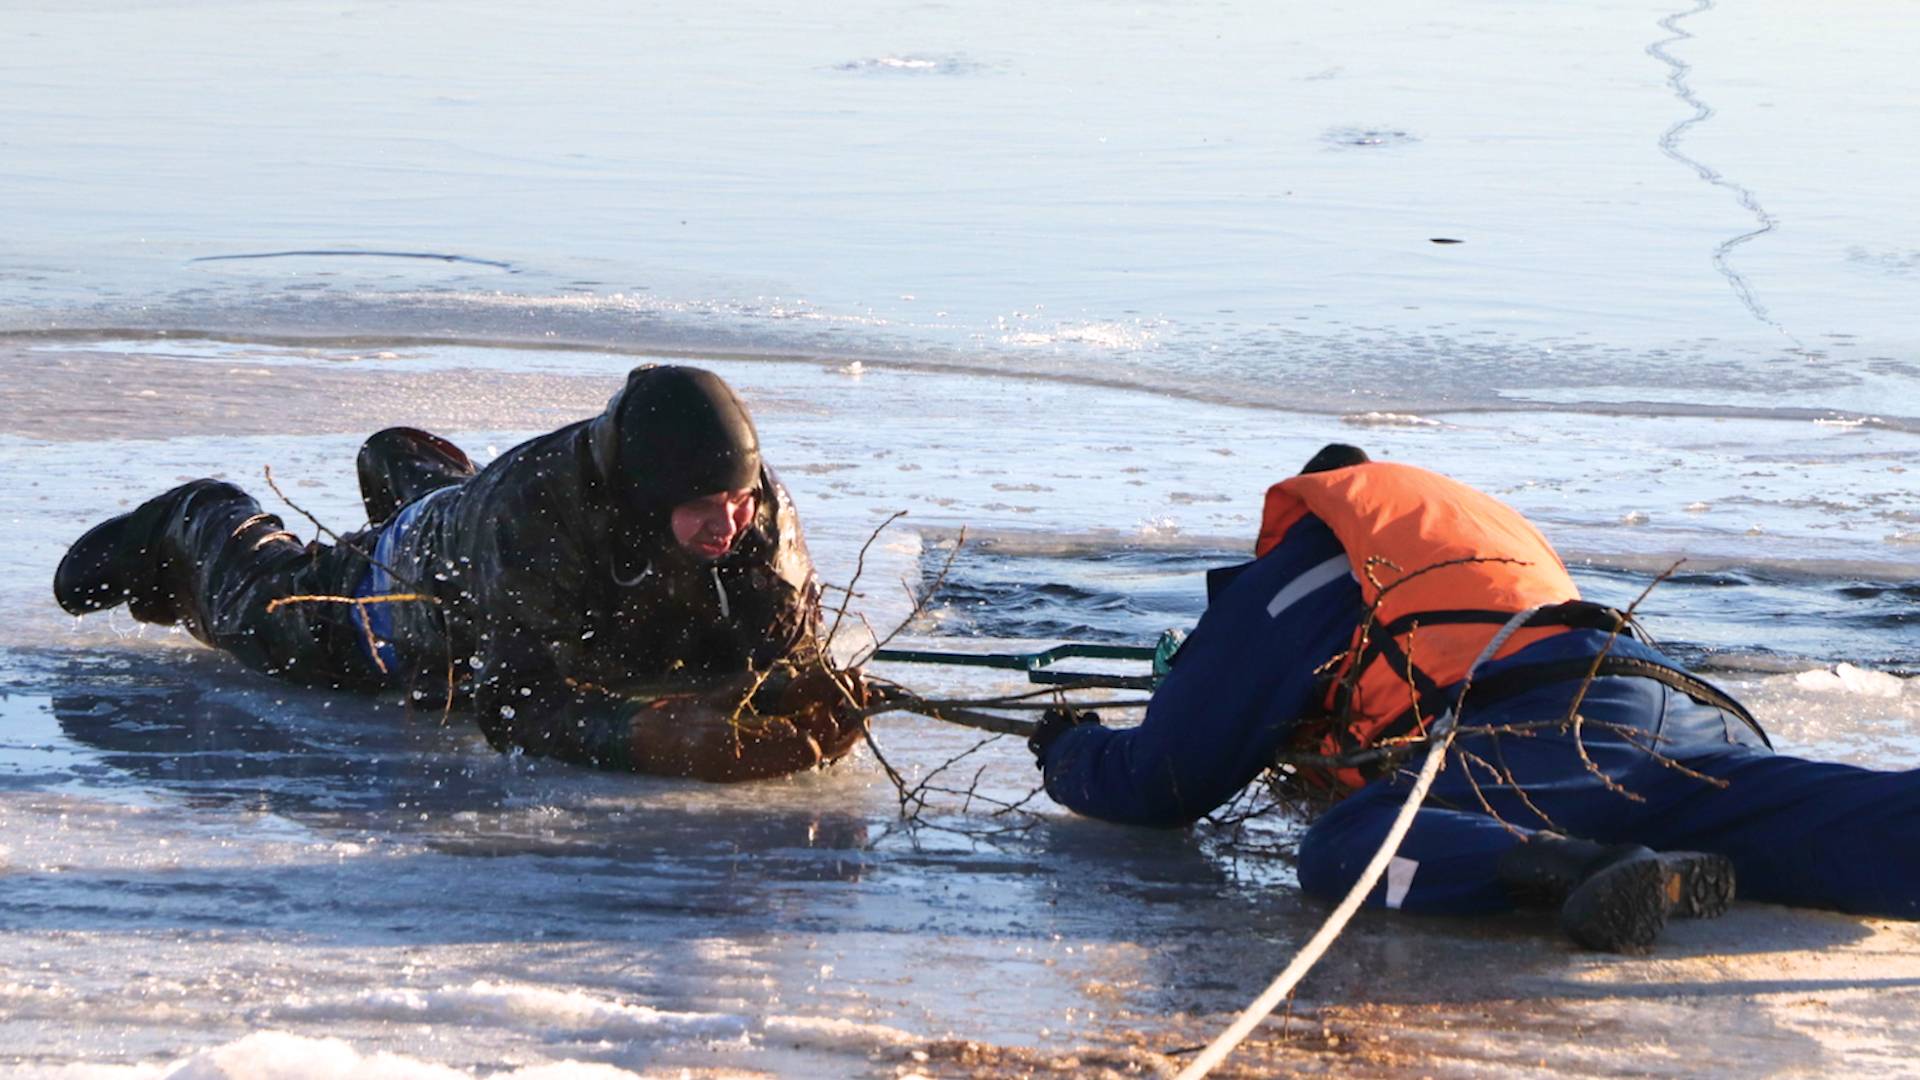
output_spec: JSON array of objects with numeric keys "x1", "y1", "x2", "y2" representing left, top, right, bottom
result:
[
  {"x1": 4, "y1": 0, "x2": 1919, "y2": 421},
  {"x1": 2, "y1": 0, "x2": 1917, "y2": 1074},
  {"x1": 2, "y1": 343, "x2": 1916, "y2": 1077}
]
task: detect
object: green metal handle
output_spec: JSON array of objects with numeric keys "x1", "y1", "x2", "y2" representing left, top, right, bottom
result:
[
  {"x1": 870, "y1": 642, "x2": 1154, "y2": 670},
  {"x1": 871, "y1": 631, "x2": 1185, "y2": 691}
]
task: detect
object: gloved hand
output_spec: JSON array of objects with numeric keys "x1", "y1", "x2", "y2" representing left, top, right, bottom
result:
[
  {"x1": 1028, "y1": 706, "x2": 1101, "y2": 768},
  {"x1": 616, "y1": 664, "x2": 871, "y2": 781},
  {"x1": 746, "y1": 660, "x2": 869, "y2": 716},
  {"x1": 748, "y1": 662, "x2": 870, "y2": 765}
]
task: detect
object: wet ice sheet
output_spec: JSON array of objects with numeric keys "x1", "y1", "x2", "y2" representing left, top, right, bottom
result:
[
  {"x1": 5, "y1": 338, "x2": 1917, "y2": 591},
  {"x1": 5, "y1": 0, "x2": 1919, "y2": 1066},
  {"x1": 2, "y1": 340, "x2": 1918, "y2": 1077},
  {"x1": 8, "y1": 649, "x2": 1920, "y2": 1080},
  {"x1": 0, "y1": 648, "x2": 1289, "y2": 1077}
]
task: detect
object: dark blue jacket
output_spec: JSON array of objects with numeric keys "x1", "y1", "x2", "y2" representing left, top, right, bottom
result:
[
  {"x1": 1038, "y1": 514, "x2": 1766, "y2": 827},
  {"x1": 1040, "y1": 516, "x2": 1360, "y2": 825}
]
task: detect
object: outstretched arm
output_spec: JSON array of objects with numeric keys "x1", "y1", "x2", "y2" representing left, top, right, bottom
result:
[
  {"x1": 1037, "y1": 517, "x2": 1360, "y2": 826},
  {"x1": 471, "y1": 621, "x2": 865, "y2": 780},
  {"x1": 616, "y1": 663, "x2": 868, "y2": 782}
]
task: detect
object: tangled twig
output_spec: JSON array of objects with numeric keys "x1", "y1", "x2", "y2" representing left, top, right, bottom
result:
[
  {"x1": 265, "y1": 590, "x2": 440, "y2": 676},
  {"x1": 818, "y1": 517, "x2": 1089, "y2": 838},
  {"x1": 260, "y1": 466, "x2": 453, "y2": 722},
  {"x1": 263, "y1": 466, "x2": 410, "y2": 584},
  {"x1": 1211, "y1": 556, "x2": 1737, "y2": 854},
  {"x1": 1559, "y1": 562, "x2": 1684, "y2": 803},
  {"x1": 853, "y1": 529, "x2": 966, "y2": 666},
  {"x1": 826, "y1": 510, "x2": 907, "y2": 652}
]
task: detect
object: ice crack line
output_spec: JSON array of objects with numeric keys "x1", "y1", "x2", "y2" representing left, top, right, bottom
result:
[{"x1": 1646, "y1": 0, "x2": 1806, "y2": 351}]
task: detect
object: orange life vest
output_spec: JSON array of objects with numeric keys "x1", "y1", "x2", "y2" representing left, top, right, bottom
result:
[{"x1": 1257, "y1": 462, "x2": 1583, "y2": 790}]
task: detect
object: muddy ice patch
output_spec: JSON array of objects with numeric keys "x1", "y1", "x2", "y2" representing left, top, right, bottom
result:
[
  {"x1": 1322, "y1": 126, "x2": 1420, "y2": 148},
  {"x1": 833, "y1": 54, "x2": 985, "y2": 76}
]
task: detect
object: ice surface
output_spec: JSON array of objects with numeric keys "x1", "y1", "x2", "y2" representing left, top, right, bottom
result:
[
  {"x1": 4, "y1": 0, "x2": 1918, "y2": 420},
  {"x1": 0, "y1": 340, "x2": 1915, "y2": 1077},
  {"x1": 2, "y1": 0, "x2": 1917, "y2": 1069},
  {"x1": 25, "y1": 1031, "x2": 659, "y2": 1080},
  {"x1": 1793, "y1": 662, "x2": 1910, "y2": 699}
]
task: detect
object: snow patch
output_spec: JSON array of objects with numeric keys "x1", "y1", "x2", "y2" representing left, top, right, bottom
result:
[
  {"x1": 29, "y1": 1031, "x2": 648, "y2": 1080},
  {"x1": 1340, "y1": 411, "x2": 1441, "y2": 427},
  {"x1": 1733, "y1": 666, "x2": 1920, "y2": 769},
  {"x1": 1000, "y1": 320, "x2": 1158, "y2": 351},
  {"x1": 273, "y1": 981, "x2": 748, "y2": 1043},
  {"x1": 834, "y1": 54, "x2": 982, "y2": 76},
  {"x1": 1792, "y1": 663, "x2": 1910, "y2": 699},
  {"x1": 761, "y1": 1014, "x2": 922, "y2": 1052}
]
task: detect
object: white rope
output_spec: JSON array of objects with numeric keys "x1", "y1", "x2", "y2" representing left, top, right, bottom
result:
[{"x1": 1174, "y1": 605, "x2": 1544, "y2": 1080}]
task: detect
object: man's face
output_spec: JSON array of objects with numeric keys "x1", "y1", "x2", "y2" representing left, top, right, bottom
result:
[{"x1": 670, "y1": 488, "x2": 757, "y2": 561}]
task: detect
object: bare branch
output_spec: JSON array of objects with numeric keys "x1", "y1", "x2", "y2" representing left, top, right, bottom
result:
[
  {"x1": 856, "y1": 527, "x2": 966, "y2": 664},
  {"x1": 262, "y1": 465, "x2": 419, "y2": 590},
  {"x1": 825, "y1": 510, "x2": 907, "y2": 649}
]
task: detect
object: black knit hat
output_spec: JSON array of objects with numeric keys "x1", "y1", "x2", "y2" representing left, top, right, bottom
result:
[{"x1": 590, "y1": 365, "x2": 763, "y2": 514}]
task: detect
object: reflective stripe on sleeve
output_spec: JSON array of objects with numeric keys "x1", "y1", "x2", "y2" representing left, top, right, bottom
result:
[{"x1": 1266, "y1": 555, "x2": 1353, "y2": 619}]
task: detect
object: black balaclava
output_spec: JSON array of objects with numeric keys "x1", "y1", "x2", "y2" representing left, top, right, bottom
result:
[
  {"x1": 589, "y1": 365, "x2": 764, "y2": 549},
  {"x1": 1299, "y1": 442, "x2": 1370, "y2": 475}
]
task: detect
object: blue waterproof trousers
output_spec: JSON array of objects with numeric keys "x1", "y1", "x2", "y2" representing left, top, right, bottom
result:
[{"x1": 1297, "y1": 671, "x2": 1920, "y2": 918}]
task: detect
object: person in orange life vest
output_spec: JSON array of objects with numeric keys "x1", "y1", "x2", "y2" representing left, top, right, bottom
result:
[{"x1": 1031, "y1": 444, "x2": 1920, "y2": 952}]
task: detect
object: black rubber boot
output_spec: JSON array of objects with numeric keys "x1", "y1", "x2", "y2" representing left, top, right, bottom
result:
[
  {"x1": 1498, "y1": 833, "x2": 1736, "y2": 954},
  {"x1": 53, "y1": 480, "x2": 228, "y2": 619},
  {"x1": 356, "y1": 427, "x2": 477, "y2": 525}
]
